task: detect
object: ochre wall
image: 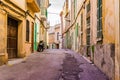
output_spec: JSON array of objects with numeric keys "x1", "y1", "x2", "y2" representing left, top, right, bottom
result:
[
  {"x1": 103, "y1": 0, "x2": 115, "y2": 44},
  {"x1": 11, "y1": 0, "x2": 26, "y2": 10},
  {"x1": 49, "y1": 33, "x2": 55, "y2": 44},
  {"x1": 115, "y1": 0, "x2": 120, "y2": 80},
  {"x1": 0, "y1": 10, "x2": 8, "y2": 65}
]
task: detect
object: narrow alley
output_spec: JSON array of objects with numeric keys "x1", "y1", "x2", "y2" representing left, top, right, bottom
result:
[
  {"x1": 0, "y1": 0, "x2": 119, "y2": 80},
  {"x1": 0, "y1": 49, "x2": 108, "y2": 80}
]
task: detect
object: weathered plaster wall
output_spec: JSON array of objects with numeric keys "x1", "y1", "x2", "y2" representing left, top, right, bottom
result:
[
  {"x1": 11, "y1": 0, "x2": 26, "y2": 10},
  {"x1": 0, "y1": 10, "x2": 7, "y2": 65},
  {"x1": 18, "y1": 19, "x2": 26, "y2": 58},
  {"x1": 91, "y1": 0, "x2": 97, "y2": 45},
  {"x1": 82, "y1": 8, "x2": 87, "y2": 46},
  {"x1": 94, "y1": 44, "x2": 115, "y2": 80},
  {"x1": 25, "y1": 12, "x2": 35, "y2": 56},
  {"x1": 103, "y1": 0, "x2": 115, "y2": 44},
  {"x1": 115, "y1": 0, "x2": 120, "y2": 80},
  {"x1": 49, "y1": 33, "x2": 55, "y2": 44}
]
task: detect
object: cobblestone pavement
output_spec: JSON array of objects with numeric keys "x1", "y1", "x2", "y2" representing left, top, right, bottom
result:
[{"x1": 0, "y1": 49, "x2": 109, "y2": 80}]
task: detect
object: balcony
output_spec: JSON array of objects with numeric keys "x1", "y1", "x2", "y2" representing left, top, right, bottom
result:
[
  {"x1": 41, "y1": 7, "x2": 47, "y2": 21},
  {"x1": 27, "y1": 0, "x2": 40, "y2": 12}
]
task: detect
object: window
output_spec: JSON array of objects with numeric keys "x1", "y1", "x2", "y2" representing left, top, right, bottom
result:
[
  {"x1": 97, "y1": 0, "x2": 103, "y2": 39},
  {"x1": 86, "y1": 16, "x2": 90, "y2": 46},
  {"x1": 81, "y1": 13, "x2": 83, "y2": 31},
  {"x1": 74, "y1": 0, "x2": 77, "y2": 19},
  {"x1": 86, "y1": 28, "x2": 90, "y2": 45},
  {"x1": 86, "y1": 1, "x2": 91, "y2": 56},
  {"x1": 26, "y1": 20, "x2": 29, "y2": 42},
  {"x1": 87, "y1": 2, "x2": 90, "y2": 13},
  {"x1": 87, "y1": 17, "x2": 90, "y2": 27},
  {"x1": 57, "y1": 32, "x2": 59, "y2": 40}
]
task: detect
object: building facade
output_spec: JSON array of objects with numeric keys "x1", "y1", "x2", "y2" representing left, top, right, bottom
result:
[
  {"x1": 0, "y1": 0, "x2": 40, "y2": 65},
  {"x1": 115, "y1": 0, "x2": 120, "y2": 80},
  {"x1": 61, "y1": 0, "x2": 119, "y2": 80},
  {"x1": 39, "y1": 0, "x2": 50, "y2": 49},
  {"x1": 48, "y1": 32, "x2": 55, "y2": 49},
  {"x1": 54, "y1": 24, "x2": 62, "y2": 49},
  {"x1": 48, "y1": 24, "x2": 62, "y2": 49}
]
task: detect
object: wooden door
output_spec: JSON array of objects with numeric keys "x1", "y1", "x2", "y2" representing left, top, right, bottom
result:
[
  {"x1": 31, "y1": 22, "x2": 34, "y2": 52},
  {"x1": 7, "y1": 17, "x2": 18, "y2": 59}
]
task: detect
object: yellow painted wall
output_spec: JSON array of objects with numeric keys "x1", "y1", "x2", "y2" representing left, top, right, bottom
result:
[
  {"x1": 0, "y1": 0, "x2": 39, "y2": 64},
  {"x1": 82, "y1": 8, "x2": 87, "y2": 46},
  {"x1": 91, "y1": 0, "x2": 97, "y2": 45},
  {"x1": 18, "y1": 19, "x2": 26, "y2": 58},
  {"x1": 0, "y1": 0, "x2": 26, "y2": 62},
  {"x1": 0, "y1": 10, "x2": 8, "y2": 64},
  {"x1": 103, "y1": 0, "x2": 115, "y2": 44},
  {"x1": 25, "y1": 6, "x2": 36, "y2": 56},
  {"x1": 10, "y1": 0, "x2": 26, "y2": 10},
  {"x1": 115, "y1": 0, "x2": 120, "y2": 80}
]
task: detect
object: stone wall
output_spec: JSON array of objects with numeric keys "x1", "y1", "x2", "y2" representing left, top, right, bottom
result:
[{"x1": 94, "y1": 44, "x2": 115, "y2": 80}]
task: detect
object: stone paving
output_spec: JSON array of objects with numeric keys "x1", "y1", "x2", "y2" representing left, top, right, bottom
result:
[
  {"x1": 63, "y1": 50, "x2": 109, "y2": 80},
  {"x1": 0, "y1": 49, "x2": 109, "y2": 80},
  {"x1": 59, "y1": 54, "x2": 81, "y2": 80}
]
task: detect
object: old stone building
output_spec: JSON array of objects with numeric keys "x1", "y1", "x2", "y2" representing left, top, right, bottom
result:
[
  {"x1": 61, "y1": 0, "x2": 120, "y2": 80},
  {"x1": 48, "y1": 24, "x2": 62, "y2": 49},
  {"x1": 54, "y1": 24, "x2": 62, "y2": 49},
  {"x1": 39, "y1": 0, "x2": 50, "y2": 49},
  {"x1": 0, "y1": 0, "x2": 40, "y2": 65},
  {"x1": 48, "y1": 32, "x2": 55, "y2": 49},
  {"x1": 33, "y1": 0, "x2": 50, "y2": 51}
]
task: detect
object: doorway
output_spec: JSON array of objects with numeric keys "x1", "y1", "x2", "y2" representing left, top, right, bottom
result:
[
  {"x1": 31, "y1": 22, "x2": 34, "y2": 52},
  {"x1": 56, "y1": 44, "x2": 59, "y2": 49},
  {"x1": 7, "y1": 17, "x2": 18, "y2": 59}
]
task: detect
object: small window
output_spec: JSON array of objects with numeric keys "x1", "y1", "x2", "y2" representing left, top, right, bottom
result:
[
  {"x1": 26, "y1": 20, "x2": 29, "y2": 42},
  {"x1": 97, "y1": 0, "x2": 103, "y2": 39},
  {"x1": 86, "y1": 2, "x2": 91, "y2": 46},
  {"x1": 87, "y1": 17, "x2": 90, "y2": 27},
  {"x1": 87, "y1": 2, "x2": 90, "y2": 13},
  {"x1": 81, "y1": 13, "x2": 83, "y2": 31}
]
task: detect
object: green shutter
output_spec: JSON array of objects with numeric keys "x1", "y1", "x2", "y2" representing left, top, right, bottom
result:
[
  {"x1": 75, "y1": 23, "x2": 79, "y2": 37},
  {"x1": 45, "y1": 9, "x2": 48, "y2": 17},
  {"x1": 34, "y1": 23, "x2": 37, "y2": 50}
]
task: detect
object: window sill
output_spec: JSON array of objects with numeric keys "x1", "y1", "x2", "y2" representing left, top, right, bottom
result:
[{"x1": 96, "y1": 37, "x2": 103, "y2": 42}]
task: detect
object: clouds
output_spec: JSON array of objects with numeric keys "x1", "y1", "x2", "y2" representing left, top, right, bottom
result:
[{"x1": 47, "y1": 0, "x2": 65, "y2": 26}]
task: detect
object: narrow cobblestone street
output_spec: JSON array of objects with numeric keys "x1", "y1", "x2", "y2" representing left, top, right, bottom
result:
[{"x1": 0, "y1": 49, "x2": 109, "y2": 80}]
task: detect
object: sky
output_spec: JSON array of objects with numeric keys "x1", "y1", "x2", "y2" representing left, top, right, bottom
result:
[{"x1": 47, "y1": 0, "x2": 65, "y2": 26}]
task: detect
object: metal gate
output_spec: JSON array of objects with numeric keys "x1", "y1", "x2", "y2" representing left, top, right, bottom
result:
[{"x1": 7, "y1": 17, "x2": 18, "y2": 59}]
